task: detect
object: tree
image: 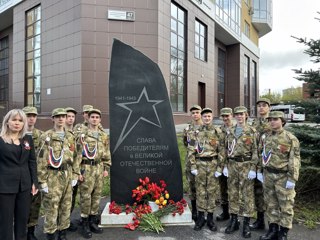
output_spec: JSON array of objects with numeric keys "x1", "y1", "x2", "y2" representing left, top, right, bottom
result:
[
  {"x1": 259, "y1": 90, "x2": 282, "y2": 104},
  {"x1": 282, "y1": 86, "x2": 303, "y2": 102},
  {"x1": 292, "y1": 13, "x2": 320, "y2": 98}
]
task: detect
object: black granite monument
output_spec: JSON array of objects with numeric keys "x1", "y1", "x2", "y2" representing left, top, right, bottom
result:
[{"x1": 109, "y1": 39, "x2": 183, "y2": 204}]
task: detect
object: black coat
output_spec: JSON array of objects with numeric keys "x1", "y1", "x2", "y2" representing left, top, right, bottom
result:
[{"x1": 0, "y1": 135, "x2": 38, "y2": 193}]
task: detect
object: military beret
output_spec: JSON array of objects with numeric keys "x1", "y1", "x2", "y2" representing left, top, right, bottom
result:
[
  {"x1": 65, "y1": 107, "x2": 77, "y2": 115},
  {"x1": 201, "y1": 107, "x2": 213, "y2": 115},
  {"x1": 256, "y1": 98, "x2": 271, "y2": 106},
  {"x1": 82, "y1": 105, "x2": 93, "y2": 112},
  {"x1": 220, "y1": 107, "x2": 233, "y2": 116},
  {"x1": 189, "y1": 104, "x2": 202, "y2": 112},
  {"x1": 267, "y1": 111, "x2": 284, "y2": 119},
  {"x1": 51, "y1": 108, "x2": 67, "y2": 117},
  {"x1": 234, "y1": 106, "x2": 247, "y2": 114},
  {"x1": 88, "y1": 108, "x2": 101, "y2": 116},
  {"x1": 22, "y1": 106, "x2": 38, "y2": 115}
]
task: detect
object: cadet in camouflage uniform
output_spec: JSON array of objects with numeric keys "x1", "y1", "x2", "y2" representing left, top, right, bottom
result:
[
  {"x1": 216, "y1": 107, "x2": 234, "y2": 222},
  {"x1": 65, "y1": 107, "x2": 79, "y2": 232},
  {"x1": 77, "y1": 109, "x2": 111, "y2": 238},
  {"x1": 224, "y1": 106, "x2": 259, "y2": 238},
  {"x1": 38, "y1": 108, "x2": 79, "y2": 240},
  {"x1": 250, "y1": 98, "x2": 271, "y2": 231},
  {"x1": 74, "y1": 105, "x2": 93, "y2": 136},
  {"x1": 259, "y1": 111, "x2": 300, "y2": 240},
  {"x1": 22, "y1": 106, "x2": 43, "y2": 240},
  {"x1": 188, "y1": 108, "x2": 224, "y2": 231},
  {"x1": 183, "y1": 104, "x2": 202, "y2": 221},
  {"x1": 65, "y1": 107, "x2": 77, "y2": 132}
]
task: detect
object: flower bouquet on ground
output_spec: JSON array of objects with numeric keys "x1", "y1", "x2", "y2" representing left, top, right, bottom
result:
[{"x1": 109, "y1": 177, "x2": 187, "y2": 233}]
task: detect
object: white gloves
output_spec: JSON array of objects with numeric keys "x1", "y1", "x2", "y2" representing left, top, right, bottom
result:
[
  {"x1": 223, "y1": 167, "x2": 229, "y2": 177},
  {"x1": 248, "y1": 170, "x2": 257, "y2": 180},
  {"x1": 214, "y1": 171, "x2": 222, "y2": 178},
  {"x1": 286, "y1": 180, "x2": 295, "y2": 189},
  {"x1": 191, "y1": 169, "x2": 198, "y2": 176},
  {"x1": 71, "y1": 180, "x2": 78, "y2": 187},
  {"x1": 42, "y1": 187, "x2": 49, "y2": 193},
  {"x1": 257, "y1": 173, "x2": 264, "y2": 183}
]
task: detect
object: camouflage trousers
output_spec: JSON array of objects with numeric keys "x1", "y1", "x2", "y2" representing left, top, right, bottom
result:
[
  {"x1": 264, "y1": 171, "x2": 296, "y2": 229},
  {"x1": 195, "y1": 159, "x2": 219, "y2": 212},
  {"x1": 42, "y1": 169, "x2": 72, "y2": 234},
  {"x1": 79, "y1": 163, "x2": 104, "y2": 217},
  {"x1": 253, "y1": 178, "x2": 265, "y2": 212},
  {"x1": 27, "y1": 191, "x2": 42, "y2": 227},
  {"x1": 227, "y1": 160, "x2": 254, "y2": 217},
  {"x1": 185, "y1": 155, "x2": 196, "y2": 200},
  {"x1": 218, "y1": 175, "x2": 228, "y2": 205}
]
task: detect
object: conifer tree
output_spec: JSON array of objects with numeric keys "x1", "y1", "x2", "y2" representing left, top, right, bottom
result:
[{"x1": 292, "y1": 12, "x2": 320, "y2": 98}]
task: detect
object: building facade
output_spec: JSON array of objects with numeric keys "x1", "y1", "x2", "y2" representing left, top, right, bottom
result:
[{"x1": 0, "y1": 0, "x2": 272, "y2": 128}]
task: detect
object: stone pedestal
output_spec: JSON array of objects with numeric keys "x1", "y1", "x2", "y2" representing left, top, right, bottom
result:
[{"x1": 100, "y1": 202, "x2": 193, "y2": 227}]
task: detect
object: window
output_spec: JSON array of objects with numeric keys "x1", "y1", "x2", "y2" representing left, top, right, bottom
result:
[
  {"x1": 25, "y1": 5, "x2": 41, "y2": 111},
  {"x1": 0, "y1": 36, "x2": 9, "y2": 104},
  {"x1": 195, "y1": 19, "x2": 207, "y2": 61},
  {"x1": 244, "y1": 55, "x2": 250, "y2": 109},
  {"x1": 215, "y1": 0, "x2": 241, "y2": 36},
  {"x1": 253, "y1": 0, "x2": 268, "y2": 19},
  {"x1": 170, "y1": 2, "x2": 187, "y2": 112},
  {"x1": 251, "y1": 61, "x2": 257, "y2": 116},
  {"x1": 244, "y1": 21, "x2": 250, "y2": 38},
  {"x1": 217, "y1": 49, "x2": 226, "y2": 110}
]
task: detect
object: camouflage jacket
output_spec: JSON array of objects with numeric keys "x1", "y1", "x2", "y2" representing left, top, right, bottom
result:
[
  {"x1": 225, "y1": 124, "x2": 259, "y2": 172},
  {"x1": 218, "y1": 124, "x2": 234, "y2": 157},
  {"x1": 76, "y1": 127, "x2": 111, "y2": 171},
  {"x1": 183, "y1": 121, "x2": 202, "y2": 147},
  {"x1": 259, "y1": 129, "x2": 300, "y2": 182},
  {"x1": 37, "y1": 129, "x2": 77, "y2": 189},
  {"x1": 27, "y1": 128, "x2": 43, "y2": 155},
  {"x1": 187, "y1": 124, "x2": 225, "y2": 172},
  {"x1": 251, "y1": 117, "x2": 271, "y2": 144},
  {"x1": 74, "y1": 121, "x2": 89, "y2": 137}
]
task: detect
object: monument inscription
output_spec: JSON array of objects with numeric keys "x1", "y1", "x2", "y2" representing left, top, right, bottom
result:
[{"x1": 109, "y1": 39, "x2": 183, "y2": 204}]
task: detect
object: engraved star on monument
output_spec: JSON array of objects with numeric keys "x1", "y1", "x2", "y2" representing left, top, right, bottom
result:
[{"x1": 113, "y1": 87, "x2": 164, "y2": 153}]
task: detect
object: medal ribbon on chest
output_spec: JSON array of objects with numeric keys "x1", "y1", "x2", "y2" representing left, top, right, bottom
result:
[
  {"x1": 227, "y1": 139, "x2": 236, "y2": 157},
  {"x1": 81, "y1": 134, "x2": 97, "y2": 160},
  {"x1": 195, "y1": 141, "x2": 204, "y2": 154},
  {"x1": 262, "y1": 145, "x2": 272, "y2": 165},
  {"x1": 48, "y1": 146, "x2": 64, "y2": 168}
]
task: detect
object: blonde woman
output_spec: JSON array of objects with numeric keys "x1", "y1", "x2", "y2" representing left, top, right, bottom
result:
[{"x1": 0, "y1": 109, "x2": 38, "y2": 240}]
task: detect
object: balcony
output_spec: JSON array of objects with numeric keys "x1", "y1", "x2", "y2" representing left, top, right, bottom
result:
[{"x1": 251, "y1": 0, "x2": 273, "y2": 37}]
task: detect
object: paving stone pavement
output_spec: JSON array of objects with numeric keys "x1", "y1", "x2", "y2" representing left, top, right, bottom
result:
[{"x1": 33, "y1": 196, "x2": 320, "y2": 240}]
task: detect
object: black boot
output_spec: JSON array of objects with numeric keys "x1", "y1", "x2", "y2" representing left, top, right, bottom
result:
[
  {"x1": 225, "y1": 214, "x2": 240, "y2": 234},
  {"x1": 216, "y1": 203, "x2": 230, "y2": 221},
  {"x1": 27, "y1": 226, "x2": 38, "y2": 240},
  {"x1": 57, "y1": 230, "x2": 67, "y2": 240},
  {"x1": 207, "y1": 212, "x2": 217, "y2": 231},
  {"x1": 89, "y1": 215, "x2": 103, "y2": 234},
  {"x1": 250, "y1": 211, "x2": 265, "y2": 230},
  {"x1": 191, "y1": 200, "x2": 198, "y2": 221},
  {"x1": 259, "y1": 223, "x2": 279, "y2": 240},
  {"x1": 81, "y1": 217, "x2": 92, "y2": 239},
  {"x1": 243, "y1": 217, "x2": 251, "y2": 238},
  {"x1": 194, "y1": 211, "x2": 205, "y2": 231},
  {"x1": 278, "y1": 226, "x2": 289, "y2": 240},
  {"x1": 46, "y1": 232, "x2": 56, "y2": 240}
]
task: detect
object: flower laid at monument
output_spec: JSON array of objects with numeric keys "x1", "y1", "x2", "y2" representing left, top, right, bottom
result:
[{"x1": 109, "y1": 177, "x2": 187, "y2": 233}]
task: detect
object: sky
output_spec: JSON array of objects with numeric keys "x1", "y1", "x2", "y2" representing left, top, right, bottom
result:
[{"x1": 259, "y1": 0, "x2": 320, "y2": 95}]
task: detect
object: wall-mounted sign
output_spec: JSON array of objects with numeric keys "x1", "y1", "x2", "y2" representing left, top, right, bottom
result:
[{"x1": 108, "y1": 10, "x2": 135, "y2": 21}]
